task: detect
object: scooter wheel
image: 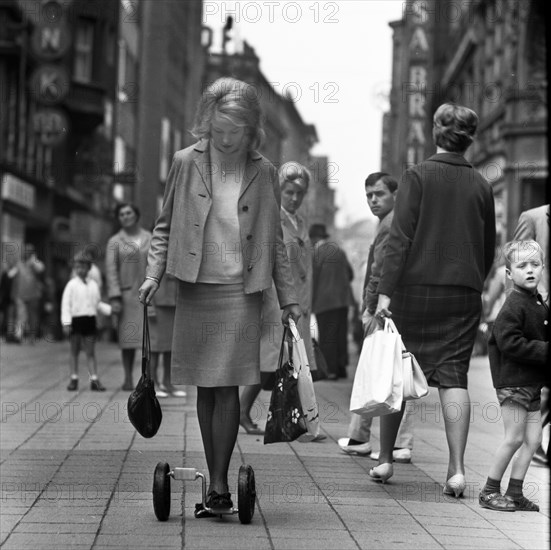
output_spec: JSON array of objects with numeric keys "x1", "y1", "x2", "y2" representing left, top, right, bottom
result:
[
  {"x1": 237, "y1": 464, "x2": 255, "y2": 524},
  {"x1": 152, "y1": 462, "x2": 171, "y2": 521}
]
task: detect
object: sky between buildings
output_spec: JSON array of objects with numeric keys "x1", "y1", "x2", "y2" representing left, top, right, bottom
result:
[{"x1": 203, "y1": 0, "x2": 405, "y2": 227}]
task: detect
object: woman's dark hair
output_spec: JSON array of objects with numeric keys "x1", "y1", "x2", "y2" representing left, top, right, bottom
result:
[
  {"x1": 114, "y1": 202, "x2": 140, "y2": 221},
  {"x1": 364, "y1": 172, "x2": 398, "y2": 193},
  {"x1": 432, "y1": 103, "x2": 478, "y2": 153},
  {"x1": 191, "y1": 77, "x2": 265, "y2": 150}
]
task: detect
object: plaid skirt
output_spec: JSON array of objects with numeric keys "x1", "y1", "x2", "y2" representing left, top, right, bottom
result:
[
  {"x1": 171, "y1": 282, "x2": 262, "y2": 387},
  {"x1": 391, "y1": 285, "x2": 481, "y2": 389}
]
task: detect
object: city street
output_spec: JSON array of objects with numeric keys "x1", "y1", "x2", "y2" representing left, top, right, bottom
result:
[{"x1": 0, "y1": 337, "x2": 549, "y2": 550}]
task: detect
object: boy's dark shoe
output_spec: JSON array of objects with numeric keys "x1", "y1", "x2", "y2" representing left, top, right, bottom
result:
[
  {"x1": 479, "y1": 491, "x2": 516, "y2": 511},
  {"x1": 90, "y1": 380, "x2": 106, "y2": 392},
  {"x1": 67, "y1": 379, "x2": 78, "y2": 391},
  {"x1": 506, "y1": 495, "x2": 540, "y2": 512}
]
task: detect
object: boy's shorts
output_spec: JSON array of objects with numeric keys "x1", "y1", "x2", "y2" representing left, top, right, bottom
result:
[
  {"x1": 496, "y1": 384, "x2": 544, "y2": 412},
  {"x1": 72, "y1": 316, "x2": 97, "y2": 337}
]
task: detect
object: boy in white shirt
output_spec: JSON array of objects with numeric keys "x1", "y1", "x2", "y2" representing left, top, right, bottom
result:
[{"x1": 61, "y1": 253, "x2": 111, "y2": 391}]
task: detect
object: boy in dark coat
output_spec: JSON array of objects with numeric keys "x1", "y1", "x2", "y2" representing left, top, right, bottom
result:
[{"x1": 480, "y1": 240, "x2": 549, "y2": 512}]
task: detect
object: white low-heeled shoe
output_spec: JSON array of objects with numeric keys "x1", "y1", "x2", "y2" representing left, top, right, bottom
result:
[
  {"x1": 369, "y1": 463, "x2": 393, "y2": 484},
  {"x1": 443, "y1": 474, "x2": 466, "y2": 497}
]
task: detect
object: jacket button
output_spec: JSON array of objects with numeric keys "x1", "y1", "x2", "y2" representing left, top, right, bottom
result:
[
  {"x1": 242, "y1": 206, "x2": 249, "y2": 212},
  {"x1": 246, "y1": 234, "x2": 252, "y2": 240},
  {"x1": 247, "y1": 264, "x2": 253, "y2": 271}
]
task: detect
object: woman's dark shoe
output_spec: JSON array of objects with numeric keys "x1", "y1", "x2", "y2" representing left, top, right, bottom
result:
[
  {"x1": 67, "y1": 379, "x2": 78, "y2": 391},
  {"x1": 206, "y1": 491, "x2": 233, "y2": 511},
  {"x1": 194, "y1": 502, "x2": 215, "y2": 518},
  {"x1": 479, "y1": 491, "x2": 516, "y2": 511}
]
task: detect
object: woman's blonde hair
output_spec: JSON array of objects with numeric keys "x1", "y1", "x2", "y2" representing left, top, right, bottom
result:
[
  {"x1": 278, "y1": 161, "x2": 312, "y2": 192},
  {"x1": 191, "y1": 77, "x2": 265, "y2": 150}
]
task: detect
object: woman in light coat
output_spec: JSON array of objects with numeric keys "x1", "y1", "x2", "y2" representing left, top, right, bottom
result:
[
  {"x1": 139, "y1": 78, "x2": 300, "y2": 512},
  {"x1": 105, "y1": 203, "x2": 152, "y2": 390},
  {"x1": 240, "y1": 162, "x2": 318, "y2": 435}
]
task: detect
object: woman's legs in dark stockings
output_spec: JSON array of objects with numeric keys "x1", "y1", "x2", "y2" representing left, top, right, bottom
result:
[
  {"x1": 240, "y1": 384, "x2": 261, "y2": 429},
  {"x1": 121, "y1": 349, "x2": 135, "y2": 388},
  {"x1": 378, "y1": 405, "x2": 405, "y2": 465},
  {"x1": 197, "y1": 386, "x2": 240, "y2": 495}
]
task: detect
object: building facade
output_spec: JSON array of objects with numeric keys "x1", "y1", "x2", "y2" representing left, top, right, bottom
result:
[
  {"x1": 204, "y1": 36, "x2": 336, "y2": 230},
  {"x1": 1, "y1": 0, "x2": 119, "y2": 275},
  {"x1": 382, "y1": 0, "x2": 547, "y2": 244},
  {"x1": 114, "y1": 0, "x2": 205, "y2": 231}
]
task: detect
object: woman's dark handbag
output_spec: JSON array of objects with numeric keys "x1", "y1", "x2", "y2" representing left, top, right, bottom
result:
[
  {"x1": 127, "y1": 305, "x2": 163, "y2": 438},
  {"x1": 311, "y1": 338, "x2": 329, "y2": 382},
  {"x1": 264, "y1": 328, "x2": 308, "y2": 444}
]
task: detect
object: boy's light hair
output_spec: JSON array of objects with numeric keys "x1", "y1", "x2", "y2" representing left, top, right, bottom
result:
[{"x1": 503, "y1": 240, "x2": 544, "y2": 269}]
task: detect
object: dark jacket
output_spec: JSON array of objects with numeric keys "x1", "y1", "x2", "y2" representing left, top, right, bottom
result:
[
  {"x1": 363, "y1": 210, "x2": 393, "y2": 314},
  {"x1": 378, "y1": 153, "x2": 496, "y2": 297},
  {"x1": 312, "y1": 240, "x2": 353, "y2": 314},
  {"x1": 488, "y1": 287, "x2": 549, "y2": 388}
]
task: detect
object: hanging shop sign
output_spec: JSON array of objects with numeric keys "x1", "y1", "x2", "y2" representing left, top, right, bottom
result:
[
  {"x1": 1, "y1": 173, "x2": 36, "y2": 210},
  {"x1": 32, "y1": 108, "x2": 70, "y2": 146},
  {"x1": 30, "y1": 20, "x2": 71, "y2": 61},
  {"x1": 29, "y1": 64, "x2": 70, "y2": 105}
]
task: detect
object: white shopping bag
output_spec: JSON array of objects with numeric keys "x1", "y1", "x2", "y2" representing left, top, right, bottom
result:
[
  {"x1": 349, "y1": 318, "x2": 403, "y2": 417},
  {"x1": 288, "y1": 319, "x2": 320, "y2": 440}
]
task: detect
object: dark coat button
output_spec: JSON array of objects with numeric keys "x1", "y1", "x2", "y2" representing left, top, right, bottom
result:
[
  {"x1": 242, "y1": 206, "x2": 249, "y2": 211},
  {"x1": 246, "y1": 234, "x2": 252, "y2": 240},
  {"x1": 247, "y1": 264, "x2": 253, "y2": 271}
]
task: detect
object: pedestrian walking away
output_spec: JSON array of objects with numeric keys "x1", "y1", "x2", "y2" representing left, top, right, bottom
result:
[
  {"x1": 374, "y1": 103, "x2": 496, "y2": 490},
  {"x1": 479, "y1": 240, "x2": 549, "y2": 512},
  {"x1": 310, "y1": 223, "x2": 354, "y2": 380},
  {"x1": 139, "y1": 77, "x2": 300, "y2": 515}
]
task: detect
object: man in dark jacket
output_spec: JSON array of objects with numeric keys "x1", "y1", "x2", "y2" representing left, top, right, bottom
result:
[{"x1": 310, "y1": 224, "x2": 353, "y2": 380}]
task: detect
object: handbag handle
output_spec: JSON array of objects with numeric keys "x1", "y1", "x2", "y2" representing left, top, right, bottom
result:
[
  {"x1": 277, "y1": 326, "x2": 292, "y2": 370},
  {"x1": 141, "y1": 304, "x2": 151, "y2": 379}
]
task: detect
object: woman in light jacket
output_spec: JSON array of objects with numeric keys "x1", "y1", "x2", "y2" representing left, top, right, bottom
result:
[
  {"x1": 240, "y1": 161, "x2": 318, "y2": 435},
  {"x1": 105, "y1": 203, "x2": 152, "y2": 391},
  {"x1": 139, "y1": 78, "x2": 300, "y2": 513}
]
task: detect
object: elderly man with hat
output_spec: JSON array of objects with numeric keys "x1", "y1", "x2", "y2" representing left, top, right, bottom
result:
[{"x1": 310, "y1": 223, "x2": 354, "y2": 380}]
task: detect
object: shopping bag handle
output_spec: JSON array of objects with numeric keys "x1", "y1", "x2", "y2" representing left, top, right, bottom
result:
[{"x1": 384, "y1": 317, "x2": 407, "y2": 352}]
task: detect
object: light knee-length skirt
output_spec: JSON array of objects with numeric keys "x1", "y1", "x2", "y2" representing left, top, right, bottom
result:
[{"x1": 171, "y1": 282, "x2": 262, "y2": 387}]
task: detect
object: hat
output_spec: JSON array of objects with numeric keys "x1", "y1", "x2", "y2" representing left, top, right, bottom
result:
[{"x1": 309, "y1": 224, "x2": 329, "y2": 239}]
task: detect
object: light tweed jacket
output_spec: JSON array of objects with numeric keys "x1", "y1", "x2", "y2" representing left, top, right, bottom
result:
[{"x1": 146, "y1": 140, "x2": 297, "y2": 308}]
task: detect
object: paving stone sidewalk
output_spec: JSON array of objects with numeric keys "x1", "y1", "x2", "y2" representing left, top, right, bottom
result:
[{"x1": 0, "y1": 339, "x2": 549, "y2": 549}]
